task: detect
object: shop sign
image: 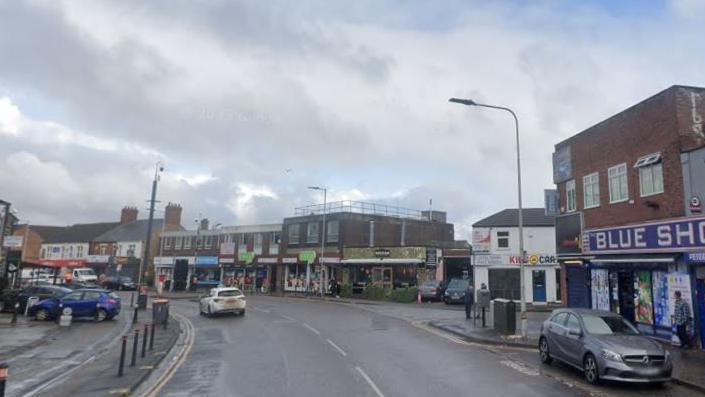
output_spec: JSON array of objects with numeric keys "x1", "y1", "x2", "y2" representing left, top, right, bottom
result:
[
  {"x1": 257, "y1": 257, "x2": 278, "y2": 264},
  {"x1": 527, "y1": 254, "x2": 557, "y2": 265},
  {"x1": 87, "y1": 255, "x2": 111, "y2": 263},
  {"x1": 552, "y1": 145, "x2": 572, "y2": 184},
  {"x1": 690, "y1": 197, "x2": 702, "y2": 213},
  {"x1": 472, "y1": 228, "x2": 490, "y2": 253},
  {"x1": 473, "y1": 254, "x2": 506, "y2": 266},
  {"x1": 320, "y1": 257, "x2": 340, "y2": 264},
  {"x1": 220, "y1": 242, "x2": 236, "y2": 255},
  {"x1": 195, "y1": 256, "x2": 218, "y2": 265},
  {"x1": 238, "y1": 252, "x2": 255, "y2": 264},
  {"x1": 2, "y1": 236, "x2": 23, "y2": 248},
  {"x1": 219, "y1": 257, "x2": 235, "y2": 264},
  {"x1": 584, "y1": 216, "x2": 705, "y2": 254},
  {"x1": 685, "y1": 252, "x2": 705, "y2": 264},
  {"x1": 374, "y1": 249, "x2": 391, "y2": 258},
  {"x1": 344, "y1": 246, "x2": 425, "y2": 260},
  {"x1": 555, "y1": 213, "x2": 582, "y2": 255},
  {"x1": 282, "y1": 257, "x2": 298, "y2": 264},
  {"x1": 425, "y1": 248, "x2": 437, "y2": 266},
  {"x1": 298, "y1": 250, "x2": 316, "y2": 264}
]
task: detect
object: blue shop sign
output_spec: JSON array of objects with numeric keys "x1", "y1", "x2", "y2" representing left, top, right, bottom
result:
[
  {"x1": 584, "y1": 216, "x2": 705, "y2": 254},
  {"x1": 195, "y1": 256, "x2": 218, "y2": 265},
  {"x1": 686, "y1": 252, "x2": 705, "y2": 264}
]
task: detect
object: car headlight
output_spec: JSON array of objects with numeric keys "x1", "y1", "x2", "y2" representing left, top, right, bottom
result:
[{"x1": 601, "y1": 349, "x2": 622, "y2": 362}]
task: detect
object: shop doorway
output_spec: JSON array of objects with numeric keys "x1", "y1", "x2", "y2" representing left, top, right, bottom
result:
[
  {"x1": 532, "y1": 270, "x2": 546, "y2": 302},
  {"x1": 618, "y1": 271, "x2": 635, "y2": 323},
  {"x1": 173, "y1": 259, "x2": 189, "y2": 291},
  {"x1": 372, "y1": 267, "x2": 392, "y2": 289}
]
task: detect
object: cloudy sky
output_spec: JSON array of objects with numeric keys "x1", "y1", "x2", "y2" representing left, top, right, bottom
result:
[{"x1": 1, "y1": 0, "x2": 704, "y2": 239}]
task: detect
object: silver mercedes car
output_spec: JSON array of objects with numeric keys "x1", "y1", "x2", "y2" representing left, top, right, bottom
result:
[{"x1": 538, "y1": 308, "x2": 672, "y2": 384}]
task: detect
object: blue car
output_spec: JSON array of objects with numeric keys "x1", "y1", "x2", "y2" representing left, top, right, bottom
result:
[{"x1": 29, "y1": 289, "x2": 121, "y2": 322}]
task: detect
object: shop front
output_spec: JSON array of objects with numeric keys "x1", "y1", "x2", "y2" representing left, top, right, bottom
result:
[
  {"x1": 341, "y1": 247, "x2": 426, "y2": 294},
  {"x1": 473, "y1": 253, "x2": 560, "y2": 302},
  {"x1": 193, "y1": 256, "x2": 220, "y2": 286},
  {"x1": 582, "y1": 216, "x2": 705, "y2": 346},
  {"x1": 154, "y1": 256, "x2": 175, "y2": 289}
]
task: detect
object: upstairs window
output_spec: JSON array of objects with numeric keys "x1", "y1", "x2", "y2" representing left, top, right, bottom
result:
[
  {"x1": 326, "y1": 220, "x2": 340, "y2": 243},
  {"x1": 288, "y1": 224, "x2": 300, "y2": 244},
  {"x1": 164, "y1": 237, "x2": 171, "y2": 249},
  {"x1": 307, "y1": 222, "x2": 319, "y2": 243},
  {"x1": 608, "y1": 163, "x2": 628, "y2": 203},
  {"x1": 635, "y1": 153, "x2": 663, "y2": 197},
  {"x1": 204, "y1": 235, "x2": 213, "y2": 249},
  {"x1": 566, "y1": 180, "x2": 576, "y2": 212},
  {"x1": 174, "y1": 236, "x2": 182, "y2": 250},
  {"x1": 496, "y1": 231, "x2": 510, "y2": 249},
  {"x1": 582, "y1": 172, "x2": 600, "y2": 209},
  {"x1": 183, "y1": 236, "x2": 191, "y2": 249}
]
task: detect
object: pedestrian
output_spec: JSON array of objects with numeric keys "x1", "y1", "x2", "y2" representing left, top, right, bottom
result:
[
  {"x1": 464, "y1": 282, "x2": 475, "y2": 319},
  {"x1": 674, "y1": 291, "x2": 692, "y2": 349}
]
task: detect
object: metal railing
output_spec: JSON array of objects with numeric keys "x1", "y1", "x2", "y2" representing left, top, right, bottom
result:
[{"x1": 294, "y1": 200, "x2": 426, "y2": 220}]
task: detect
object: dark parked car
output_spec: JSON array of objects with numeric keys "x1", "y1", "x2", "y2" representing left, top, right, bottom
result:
[
  {"x1": 539, "y1": 308, "x2": 672, "y2": 384},
  {"x1": 102, "y1": 276, "x2": 136, "y2": 291},
  {"x1": 419, "y1": 280, "x2": 443, "y2": 301},
  {"x1": 443, "y1": 278, "x2": 470, "y2": 304},
  {"x1": 63, "y1": 281, "x2": 99, "y2": 290},
  {"x1": 28, "y1": 288, "x2": 121, "y2": 322},
  {"x1": 0, "y1": 285, "x2": 71, "y2": 313}
]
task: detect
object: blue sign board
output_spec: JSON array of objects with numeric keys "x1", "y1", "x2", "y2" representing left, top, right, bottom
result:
[
  {"x1": 584, "y1": 216, "x2": 705, "y2": 254},
  {"x1": 686, "y1": 252, "x2": 705, "y2": 264},
  {"x1": 195, "y1": 256, "x2": 218, "y2": 265}
]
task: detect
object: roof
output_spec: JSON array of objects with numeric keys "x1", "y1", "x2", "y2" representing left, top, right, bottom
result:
[
  {"x1": 472, "y1": 208, "x2": 555, "y2": 228},
  {"x1": 36, "y1": 222, "x2": 120, "y2": 243},
  {"x1": 94, "y1": 219, "x2": 165, "y2": 242}
]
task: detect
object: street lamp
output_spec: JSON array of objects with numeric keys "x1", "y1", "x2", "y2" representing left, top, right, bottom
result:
[
  {"x1": 449, "y1": 97, "x2": 527, "y2": 339},
  {"x1": 308, "y1": 186, "x2": 327, "y2": 297}
]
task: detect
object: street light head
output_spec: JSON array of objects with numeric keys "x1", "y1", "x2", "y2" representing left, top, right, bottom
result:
[
  {"x1": 307, "y1": 186, "x2": 322, "y2": 191},
  {"x1": 449, "y1": 97, "x2": 477, "y2": 106}
]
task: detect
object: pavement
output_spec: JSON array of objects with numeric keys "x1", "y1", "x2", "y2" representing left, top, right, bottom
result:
[{"x1": 137, "y1": 295, "x2": 700, "y2": 397}]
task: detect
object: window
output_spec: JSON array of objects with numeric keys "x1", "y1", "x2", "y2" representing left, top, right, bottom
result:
[
  {"x1": 77, "y1": 246, "x2": 84, "y2": 258},
  {"x1": 127, "y1": 244, "x2": 136, "y2": 257},
  {"x1": 288, "y1": 224, "x2": 300, "y2": 244},
  {"x1": 196, "y1": 236, "x2": 203, "y2": 249},
  {"x1": 307, "y1": 222, "x2": 319, "y2": 243},
  {"x1": 565, "y1": 314, "x2": 581, "y2": 331},
  {"x1": 270, "y1": 232, "x2": 280, "y2": 254},
  {"x1": 326, "y1": 220, "x2": 340, "y2": 243},
  {"x1": 582, "y1": 172, "x2": 600, "y2": 209},
  {"x1": 608, "y1": 163, "x2": 628, "y2": 203},
  {"x1": 496, "y1": 231, "x2": 509, "y2": 249},
  {"x1": 639, "y1": 163, "x2": 664, "y2": 197},
  {"x1": 551, "y1": 312, "x2": 568, "y2": 326},
  {"x1": 254, "y1": 233, "x2": 263, "y2": 248},
  {"x1": 175, "y1": 236, "x2": 182, "y2": 250},
  {"x1": 183, "y1": 236, "x2": 191, "y2": 249},
  {"x1": 566, "y1": 179, "x2": 576, "y2": 212},
  {"x1": 164, "y1": 237, "x2": 171, "y2": 249},
  {"x1": 204, "y1": 235, "x2": 212, "y2": 249},
  {"x1": 82, "y1": 291, "x2": 102, "y2": 301},
  {"x1": 40, "y1": 248, "x2": 46, "y2": 258},
  {"x1": 63, "y1": 292, "x2": 83, "y2": 301},
  {"x1": 68, "y1": 246, "x2": 74, "y2": 258}
]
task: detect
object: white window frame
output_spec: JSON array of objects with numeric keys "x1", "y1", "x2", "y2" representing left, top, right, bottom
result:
[
  {"x1": 566, "y1": 180, "x2": 576, "y2": 212},
  {"x1": 639, "y1": 162, "x2": 664, "y2": 197},
  {"x1": 164, "y1": 237, "x2": 171, "y2": 249},
  {"x1": 582, "y1": 172, "x2": 600, "y2": 209},
  {"x1": 608, "y1": 163, "x2": 629, "y2": 204},
  {"x1": 183, "y1": 236, "x2": 191, "y2": 249},
  {"x1": 496, "y1": 231, "x2": 510, "y2": 250}
]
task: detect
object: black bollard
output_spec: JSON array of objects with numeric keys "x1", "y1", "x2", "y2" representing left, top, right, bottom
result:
[
  {"x1": 130, "y1": 329, "x2": 139, "y2": 367},
  {"x1": 130, "y1": 292, "x2": 134, "y2": 307},
  {"x1": 0, "y1": 362, "x2": 7, "y2": 397},
  {"x1": 132, "y1": 305, "x2": 139, "y2": 324},
  {"x1": 141, "y1": 324, "x2": 148, "y2": 358},
  {"x1": 10, "y1": 303, "x2": 18, "y2": 325},
  {"x1": 481, "y1": 307, "x2": 486, "y2": 328},
  {"x1": 118, "y1": 336, "x2": 127, "y2": 377},
  {"x1": 149, "y1": 322, "x2": 155, "y2": 351}
]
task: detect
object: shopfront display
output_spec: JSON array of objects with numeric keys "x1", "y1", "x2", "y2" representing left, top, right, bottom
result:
[
  {"x1": 634, "y1": 271, "x2": 654, "y2": 325},
  {"x1": 652, "y1": 271, "x2": 669, "y2": 328},
  {"x1": 284, "y1": 263, "x2": 308, "y2": 292},
  {"x1": 590, "y1": 269, "x2": 610, "y2": 311}
]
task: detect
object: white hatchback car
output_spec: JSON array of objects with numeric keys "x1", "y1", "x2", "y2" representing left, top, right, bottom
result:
[{"x1": 199, "y1": 287, "x2": 247, "y2": 316}]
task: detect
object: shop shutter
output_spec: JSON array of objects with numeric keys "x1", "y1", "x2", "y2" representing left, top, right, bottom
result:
[{"x1": 566, "y1": 266, "x2": 589, "y2": 308}]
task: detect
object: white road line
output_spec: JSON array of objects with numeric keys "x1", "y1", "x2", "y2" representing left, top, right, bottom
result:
[
  {"x1": 302, "y1": 323, "x2": 321, "y2": 335},
  {"x1": 355, "y1": 366, "x2": 385, "y2": 397},
  {"x1": 280, "y1": 314, "x2": 296, "y2": 322},
  {"x1": 326, "y1": 339, "x2": 347, "y2": 357}
]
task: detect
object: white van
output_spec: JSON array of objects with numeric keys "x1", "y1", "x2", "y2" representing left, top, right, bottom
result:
[{"x1": 72, "y1": 268, "x2": 98, "y2": 283}]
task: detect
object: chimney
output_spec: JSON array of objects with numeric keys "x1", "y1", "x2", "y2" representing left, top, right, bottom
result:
[
  {"x1": 200, "y1": 218, "x2": 209, "y2": 231},
  {"x1": 120, "y1": 206, "x2": 138, "y2": 225},
  {"x1": 164, "y1": 202, "x2": 183, "y2": 227}
]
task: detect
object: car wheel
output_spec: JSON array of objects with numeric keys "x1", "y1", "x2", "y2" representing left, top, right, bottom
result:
[
  {"x1": 539, "y1": 337, "x2": 553, "y2": 364},
  {"x1": 35, "y1": 308, "x2": 50, "y2": 321},
  {"x1": 583, "y1": 353, "x2": 600, "y2": 385},
  {"x1": 240, "y1": 309, "x2": 246, "y2": 316},
  {"x1": 95, "y1": 309, "x2": 108, "y2": 322}
]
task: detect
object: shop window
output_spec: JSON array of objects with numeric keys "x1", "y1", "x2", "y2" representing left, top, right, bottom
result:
[
  {"x1": 326, "y1": 220, "x2": 339, "y2": 243},
  {"x1": 566, "y1": 179, "x2": 576, "y2": 212},
  {"x1": 488, "y1": 268, "x2": 520, "y2": 300},
  {"x1": 496, "y1": 231, "x2": 510, "y2": 249},
  {"x1": 608, "y1": 163, "x2": 628, "y2": 203},
  {"x1": 307, "y1": 222, "x2": 319, "y2": 243},
  {"x1": 288, "y1": 224, "x2": 300, "y2": 245},
  {"x1": 582, "y1": 172, "x2": 600, "y2": 209}
]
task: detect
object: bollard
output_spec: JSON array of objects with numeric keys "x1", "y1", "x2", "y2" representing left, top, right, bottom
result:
[
  {"x1": 130, "y1": 292, "x2": 134, "y2": 307},
  {"x1": 118, "y1": 336, "x2": 127, "y2": 377},
  {"x1": 141, "y1": 324, "x2": 148, "y2": 358},
  {"x1": 10, "y1": 303, "x2": 19, "y2": 325},
  {"x1": 132, "y1": 305, "x2": 139, "y2": 324},
  {"x1": 0, "y1": 362, "x2": 7, "y2": 397},
  {"x1": 130, "y1": 329, "x2": 139, "y2": 367},
  {"x1": 149, "y1": 322, "x2": 155, "y2": 351}
]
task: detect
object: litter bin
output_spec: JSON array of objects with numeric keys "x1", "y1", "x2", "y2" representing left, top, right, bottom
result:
[
  {"x1": 152, "y1": 298, "x2": 169, "y2": 327},
  {"x1": 492, "y1": 299, "x2": 516, "y2": 335}
]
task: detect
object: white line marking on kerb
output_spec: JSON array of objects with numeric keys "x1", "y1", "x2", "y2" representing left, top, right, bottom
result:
[
  {"x1": 356, "y1": 366, "x2": 385, "y2": 397},
  {"x1": 302, "y1": 323, "x2": 321, "y2": 335},
  {"x1": 326, "y1": 339, "x2": 347, "y2": 357}
]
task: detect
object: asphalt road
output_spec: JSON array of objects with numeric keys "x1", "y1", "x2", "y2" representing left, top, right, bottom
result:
[{"x1": 149, "y1": 296, "x2": 697, "y2": 397}]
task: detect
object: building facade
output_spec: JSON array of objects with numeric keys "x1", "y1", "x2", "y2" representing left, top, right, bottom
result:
[
  {"x1": 472, "y1": 208, "x2": 559, "y2": 303},
  {"x1": 553, "y1": 85, "x2": 705, "y2": 346}
]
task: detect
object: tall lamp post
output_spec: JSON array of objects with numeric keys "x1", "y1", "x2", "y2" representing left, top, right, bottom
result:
[
  {"x1": 448, "y1": 97, "x2": 527, "y2": 339},
  {"x1": 138, "y1": 161, "x2": 164, "y2": 310},
  {"x1": 308, "y1": 186, "x2": 327, "y2": 296}
]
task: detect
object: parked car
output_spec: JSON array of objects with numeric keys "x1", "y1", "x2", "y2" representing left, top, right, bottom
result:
[
  {"x1": 102, "y1": 276, "x2": 137, "y2": 291},
  {"x1": 63, "y1": 281, "x2": 99, "y2": 290},
  {"x1": 28, "y1": 288, "x2": 121, "y2": 322},
  {"x1": 71, "y1": 268, "x2": 98, "y2": 283},
  {"x1": 443, "y1": 278, "x2": 469, "y2": 304},
  {"x1": 419, "y1": 280, "x2": 443, "y2": 301},
  {"x1": 0, "y1": 285, "x2": 71, "y2": 313},
  {"x1": 539, "y1": 308, "x2": 672, "y2": 385},
  {"x1": 199, "y1": 287, "x2": 246, "y2": 316}
]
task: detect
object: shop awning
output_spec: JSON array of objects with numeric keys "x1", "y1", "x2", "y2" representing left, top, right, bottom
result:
[{"x1": 341, "y1": 258, "x2": 424, "y2": 265}]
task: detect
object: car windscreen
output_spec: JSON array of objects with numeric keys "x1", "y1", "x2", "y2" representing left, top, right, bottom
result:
[
  {"x1": 77, "y1": 270, "x2": 95, "y2": 275},
  {"x1": 218, "y1": 290, "x2": 243, "y2": 297},
  {"x1": 421, "y1": 281, "x2": 439, "y2": 287},
  {"x1": 447, "y1": 279, "x2": 469, "y2": 289},
  {"x1": 581, "y1": 315, "x2": 639, "y2": 335}
]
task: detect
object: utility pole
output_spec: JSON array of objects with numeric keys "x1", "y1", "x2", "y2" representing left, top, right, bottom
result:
[{"x1": 138, "y1": 162, "x2": 163, "y2": 310}]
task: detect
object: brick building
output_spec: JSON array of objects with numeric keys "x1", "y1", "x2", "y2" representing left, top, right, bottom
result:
[{"x1": 553, "y1": 85, "x2": 705, "y2": 346}]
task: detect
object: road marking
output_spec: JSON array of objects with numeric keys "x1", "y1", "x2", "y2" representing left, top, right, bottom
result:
[
  {"x1": 326, "y1": 339, "x2": 348, "y2": 357},
  {"x1": 355, "y1": 366, "x2": 385, "y2": 397},
  {"x1": 21, "y1": 354, "x2": 97, "y2": 397},
  {"x1": 302, "y1": 323, "x2": 321, "y2": 335},
  {"x1": 500, "y1": 360, "x2": 539, "y2": 376},
  {"x1": 140, "y1": 311, "x2": 196, "y2": 397},
  {"x1": 280, "y1": 314, "x2": 296, "y2": 322}
]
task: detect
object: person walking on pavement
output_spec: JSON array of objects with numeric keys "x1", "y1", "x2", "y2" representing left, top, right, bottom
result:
[
  {"x1": 674, "y1": 291, "x2": 692, "y2": 349},
  {"x1": 464, "y1": 282, "x2": 475, "y2": 319}
]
